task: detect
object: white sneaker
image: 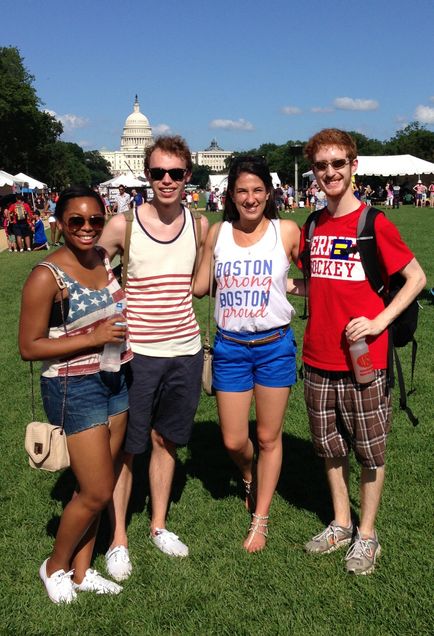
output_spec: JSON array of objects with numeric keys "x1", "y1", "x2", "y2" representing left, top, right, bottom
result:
[
  {"x1": 151, "y1": 528, "x2": 189, "y2": 557},
  {"x1": 72, "y1": 568, "x2": 122, "y2": 594},
  {"x1": 105, "y1": 545, "x2": 132, "y2": 581},
  {"x1": 39, "y1": 558, "x2": 77, "y2": 604}
]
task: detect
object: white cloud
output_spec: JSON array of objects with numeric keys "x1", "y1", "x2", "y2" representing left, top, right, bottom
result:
[
  {"x1": 414, "y1": 104, "x2": 434, "y2": 124},
  {"x1": 209, "y1": 118, "x2": 254, "y2": 131},
  {"x1": 152, "y1": 123, "x2": 172, "y2": 135},
  {"x1": 281, "y1": 106, "x2": 302, "y2": 115},
  {"x1": 333, "y1": 97, "x2": 379, "y2": 111},
  {"x1": 310, "y1": 106, "x2": 334, "y2": 113},
  {"x1": 45, "y1": 109, "x2": 89, "y2": 130}
]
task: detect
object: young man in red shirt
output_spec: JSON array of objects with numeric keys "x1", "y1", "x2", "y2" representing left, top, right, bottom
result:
[{"x1": 297, "y1": 129, "x2": 425, "y2": 575}]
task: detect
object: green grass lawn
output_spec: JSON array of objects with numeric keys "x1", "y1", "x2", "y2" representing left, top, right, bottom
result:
[{"x1": 0, "y1": 206, "x2": 432, "y2": 635}]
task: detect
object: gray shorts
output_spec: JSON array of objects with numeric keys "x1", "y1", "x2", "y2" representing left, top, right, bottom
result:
[
  {"x1": 304, "y1": 365, "x2": 392, "y2": 469},
  {"x1": 124, "y1": 350, "x2": 203, "y2": 454}
]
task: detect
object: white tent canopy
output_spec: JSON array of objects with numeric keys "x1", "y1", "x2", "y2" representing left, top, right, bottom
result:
[
  {"x1": 0, "y1": 169, "x2": 24, "y2": 187},
  {"x1": 303, "y1": 154, "x2": 434, "y2": 178},
  {"x1": 14, "y1": 172, "x2": 47, "y2": 189},
  {"x1": 208, "y1": 172, "x2": 281, "y2": 192},
  {"x1": 99, "y1": 173, "x2": 146, "y2": 188}
]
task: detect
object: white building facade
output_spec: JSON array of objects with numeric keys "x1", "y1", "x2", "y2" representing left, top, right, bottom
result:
[{"x1": 192, "y1": 139, "x2": 232, "y2": 172}]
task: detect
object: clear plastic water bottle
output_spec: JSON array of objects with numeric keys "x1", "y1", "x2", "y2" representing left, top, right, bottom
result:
[
  {"x1": 348, "y1": 337, "x2": 375, "y2": 384},
  {"x1": 100, "y1": 301, "x2": 125, "y2": 372}
]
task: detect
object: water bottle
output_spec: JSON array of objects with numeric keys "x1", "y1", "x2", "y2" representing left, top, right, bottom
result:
[
  {"x1": 348, "y1": 337, "x2": 375, "y2": 384},
  {"x1": 100, "y1": 301, "x2": 125, "y2": 372}
]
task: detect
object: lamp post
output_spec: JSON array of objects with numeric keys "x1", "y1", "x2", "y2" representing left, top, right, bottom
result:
[{"x1": 290, "y1": 144, "x2": 303, "y2": 206}]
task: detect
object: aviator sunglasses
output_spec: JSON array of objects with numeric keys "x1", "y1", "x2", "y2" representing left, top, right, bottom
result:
[
  {"x1": 148, "y1": 167, "x2": 187, "y2": 181},
  {"x1": 66, "y1": 215, "x2": 105, "y2": 231},
  {"x1": 312, "y1": 158, "x2": 352, "y2": 172}
]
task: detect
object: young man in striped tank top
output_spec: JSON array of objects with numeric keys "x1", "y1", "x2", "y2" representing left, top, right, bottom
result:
[{"x1": 99, "y1": 136, "x2": 208, "y2": 575}]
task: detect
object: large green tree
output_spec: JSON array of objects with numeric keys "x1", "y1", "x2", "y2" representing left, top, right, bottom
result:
[
  {"x1": 0, "y1": 46, "x2": 62, "y2": 178},
  {"x1": 45, "y1": 142, "x2": 91, "y2": 190},
  {"x1": 84, "y1": 150, "x2": 112, "y2": 185},
  {"x1": 384, "y1": 122, "x2": 434, "y2": 162}
]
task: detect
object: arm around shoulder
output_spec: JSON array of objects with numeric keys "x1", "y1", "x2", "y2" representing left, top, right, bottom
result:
[{"x1": 97, "y1": 213, "x2": 126, "y2": 259}]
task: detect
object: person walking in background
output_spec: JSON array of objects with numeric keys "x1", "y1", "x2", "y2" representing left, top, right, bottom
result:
[
  {"x1": 194, "y1": 156, "x2": 300, "y2": 553},
  {"x1": 385, "y1": 181, "x2": 393, "y2": 207},
  {"x1": 412, "y1": 180, "x2": 426, "y2": 208},
  {"x1": 19, "y1": 186, "x2": 132, "y2": 603},
  {"x1": 429, "y1": 181, "x2": 434, "y2": 208},
  {"x1": 295, "y1": 129, "x2": 425, "y2": 575},
  {"x1": 392, "y1": 182, "x2": 400, "y2": 209},
  {"x1": 45, "y1": 191, "x2": 62, "y2": 245},
  {"x1": 112, "y1": 185, "x2": 131, "y2": 214},
  {"x1": 8, "y1": 193, "x2": 33, "y2": 252},
  {"x1": 99, "y1": 136, "x2": 208, "y2": 577}
]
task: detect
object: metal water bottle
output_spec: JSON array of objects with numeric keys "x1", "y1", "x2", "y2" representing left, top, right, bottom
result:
[
  {"x1": 100, "y1": 301, "x2": 125, "y2": 372},
  {"x1": 348, "y1": 337, "x2": 375, "y2": 384}
]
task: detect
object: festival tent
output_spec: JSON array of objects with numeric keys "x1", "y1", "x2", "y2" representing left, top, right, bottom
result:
[
  {"x1": 302, "y1": 154, "x2": 434, "y2": 179},
  {"x1": 0, "y1": 170, "x2": 20, "y2": 187},
  {"x1": 99, "y1": 173, "x2": 146, "y2": 188},
  {"x1": 14, "y1": 172, "x2": 47, "y2": 190}
]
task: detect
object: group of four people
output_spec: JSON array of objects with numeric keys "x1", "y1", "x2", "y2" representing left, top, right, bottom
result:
[{"x1": 19, "y1": 129, "x2": 425, "y2": 604}]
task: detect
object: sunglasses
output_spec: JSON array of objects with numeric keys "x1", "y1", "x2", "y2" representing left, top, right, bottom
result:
[
  {"x1": 312, "y1": 158, "x2": 352, "y2": 172},
  {"x1": 66, "y1": 215, "x2": 105, "y2": 231},
  {"x1": 148, "y1": 168, "x2": 187, "y2": 181}
]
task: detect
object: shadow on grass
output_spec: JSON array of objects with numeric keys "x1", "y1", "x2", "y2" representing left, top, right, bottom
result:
[
  {"x1": 186, "y1": 419, "x2": 336, "y2": 525},
  {"x1": 45, "y1": 419, "x2": 356, "y2": 555}
]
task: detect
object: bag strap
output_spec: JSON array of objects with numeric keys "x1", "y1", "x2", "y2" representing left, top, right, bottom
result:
[
  {"x1": 356, "y1": 206, "x2": 387, "y2": 296},
  {"x1": 121, "y1": 208, "x2": 134, "y2": 290},
  {"x1": 300, "y1": 209, "x2": 322, "y2": 319},
  {"x1": 204, "y1": 222, "x2": 223, "y2": 350},
  {"x1": 30, "y1": 262, "x2": 69, "y2": 431}
]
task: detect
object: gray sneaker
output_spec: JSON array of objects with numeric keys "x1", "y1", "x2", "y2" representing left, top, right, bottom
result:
[
  {"x1": 304, "y1": 521, "x2": 353, "y2": 554},
  {"x1": 345, "y1": 529, "x2": 381, "y2": 575}
]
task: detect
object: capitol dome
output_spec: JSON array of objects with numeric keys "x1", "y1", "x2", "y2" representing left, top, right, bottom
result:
[{"x1": 121, "y1": 95, "x2": 153, "y2": 151}]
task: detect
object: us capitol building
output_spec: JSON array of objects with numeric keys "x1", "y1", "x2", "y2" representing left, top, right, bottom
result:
[{"x1": 100, "y1": 96, "x2": 232, "y2": 177}]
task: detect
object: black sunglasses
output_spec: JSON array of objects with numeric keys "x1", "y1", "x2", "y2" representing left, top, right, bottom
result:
[
  {"x1": 148, "y1": 168, "x2": 187, "y2": 181},
  {"x1": 66, "y1": 215, "x2": 105, "y2": 231},
  {"x1": 312, "y1": 158, "x2": 352, "y2": 172}
]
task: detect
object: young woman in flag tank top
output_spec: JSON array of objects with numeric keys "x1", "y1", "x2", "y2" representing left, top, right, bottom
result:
[{"x1": 19, "y1": 186, "x2": 132, "y2": 603}]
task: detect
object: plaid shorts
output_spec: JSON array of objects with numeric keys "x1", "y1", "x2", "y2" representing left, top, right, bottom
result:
[{"x1": 304, "y1": 365, "x2": 392, "y2": 469}]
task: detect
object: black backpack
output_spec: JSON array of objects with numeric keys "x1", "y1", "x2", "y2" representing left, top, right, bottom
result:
[{"x1": 300, "y1": 205, "x2": 419, "y2": 425}]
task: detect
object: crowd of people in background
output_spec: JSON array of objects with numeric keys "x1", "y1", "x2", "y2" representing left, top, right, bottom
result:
[{"x1": 2, "y1": 177, "x2": 432, "y2": 256}]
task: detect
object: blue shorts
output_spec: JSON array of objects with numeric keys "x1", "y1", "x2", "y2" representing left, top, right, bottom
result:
[
  {"x1": 213, "y1": 326, "x2": 297, "y2": 392},
  {"x1": 41, "y1": 369, "x2": 129, "y2": 436}
]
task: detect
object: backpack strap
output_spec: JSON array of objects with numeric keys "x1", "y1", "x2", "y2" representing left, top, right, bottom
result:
[
  {"x1": 121, "y1": 208, "x2": 134, "y2": 290},
  {"x1": 300, "y1": 209, "x2": 323, "y2": 319},
  {"x1": 356, "y1": 206, "x2": 387, "y2": 296}
]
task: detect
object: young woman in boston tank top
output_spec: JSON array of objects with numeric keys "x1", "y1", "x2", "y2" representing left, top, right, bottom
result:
[{"x1": 195, "y1": 157, "x2": 300, "y2": 552}]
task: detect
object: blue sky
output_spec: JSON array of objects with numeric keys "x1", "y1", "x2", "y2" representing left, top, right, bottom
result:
[{"x1": 3, "y1": 0, "x2": 434, "y2": 153}]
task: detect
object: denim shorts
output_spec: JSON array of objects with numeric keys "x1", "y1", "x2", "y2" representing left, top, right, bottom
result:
[
  {"x1": 213, "y1": 326, "x2": 297, "y2": 392},
  {"x1": 41, "y1": 369, "x2": 129, "y2": 436}
]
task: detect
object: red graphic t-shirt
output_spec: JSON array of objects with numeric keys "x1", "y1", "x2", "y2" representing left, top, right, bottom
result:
[{"x1": 299, "y1": 204, "x2": 414, "y2": 371}]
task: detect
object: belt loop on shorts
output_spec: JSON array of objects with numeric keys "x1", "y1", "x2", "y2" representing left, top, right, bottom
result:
[{"x1": 218, "y1": 325, "x2": 289, "y2": 347}]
